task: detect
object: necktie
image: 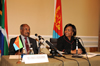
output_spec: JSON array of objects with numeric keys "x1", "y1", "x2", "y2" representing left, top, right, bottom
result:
[{"x1": 25, "y1": 37, "x2": 29, "y2": 52}]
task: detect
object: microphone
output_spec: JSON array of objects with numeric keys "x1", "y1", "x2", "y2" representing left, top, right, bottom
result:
[
  {"x1": 35, "y1": 34, "x2": 44, "y2": 40},
  {"x1": 45, "y1": 40, "x2": 63, "y2": 56},
  {"x1": 72, "y1": 37, "x2": 83, "y2": 58},
  {"x1": 35, "y1": 34, "x2": 44, "y2": 54}
]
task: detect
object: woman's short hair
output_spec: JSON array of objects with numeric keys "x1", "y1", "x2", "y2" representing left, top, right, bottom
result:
[{"x1": 64, "y1": 23, "x2": 76, "y2": 36}]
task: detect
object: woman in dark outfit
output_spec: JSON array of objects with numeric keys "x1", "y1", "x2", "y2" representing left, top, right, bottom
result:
[{"x1": 57, "y1": 23, "x2": 86, "y2": 54}]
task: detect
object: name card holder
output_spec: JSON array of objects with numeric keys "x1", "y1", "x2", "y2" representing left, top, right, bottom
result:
[{"x1": 22, "y1": 54, "x2": 49, "y2": 64}]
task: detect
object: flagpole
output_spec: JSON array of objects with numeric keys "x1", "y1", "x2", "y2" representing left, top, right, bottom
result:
[
  {"x1": 16, "y1": 49, "x2": 22, "y2": 64},
  {"x1": 54, "y1": 0, "x2": 56, "y2": 16}
]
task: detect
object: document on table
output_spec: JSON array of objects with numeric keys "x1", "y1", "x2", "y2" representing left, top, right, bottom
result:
[{"x1": 78, "y1": 52, "x2": 100, "y2": 58}]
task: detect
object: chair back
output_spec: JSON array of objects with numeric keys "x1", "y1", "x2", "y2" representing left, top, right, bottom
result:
[{"x1": 50, "y1": 38, "x2": 57, "y2": 48}]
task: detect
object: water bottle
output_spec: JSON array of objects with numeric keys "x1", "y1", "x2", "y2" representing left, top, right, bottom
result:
[
  {"x1": 21, "y1": 48, "x2": 26, "y2": 58},
  {"x1": 29, "y1": 48, "x2": 34, "y2": 54}
]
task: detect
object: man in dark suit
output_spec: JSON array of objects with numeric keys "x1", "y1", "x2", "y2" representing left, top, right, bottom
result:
[{"x1": 9, "y1": 24, "x2": 38, "y2": 55}]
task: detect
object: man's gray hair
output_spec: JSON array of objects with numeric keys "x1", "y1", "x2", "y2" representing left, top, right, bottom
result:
[{"x1": 20, "y1": 24, "x2": 28, "y2": 30}]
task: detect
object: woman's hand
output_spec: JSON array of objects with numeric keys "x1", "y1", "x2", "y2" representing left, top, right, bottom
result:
[
  {"x1": 78, "y1": 49, "x2": 82, "y2": 54},
  {"x1": 71, "y1": 49, "x2": 82, "y2": 54}
]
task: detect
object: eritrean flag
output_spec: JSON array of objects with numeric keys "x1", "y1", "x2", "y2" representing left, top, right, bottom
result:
[
  {"x1": 53, "y1": 0, "x2": 63, "y2": 38},
  {"x1": 0, "y1": 0, "x2": 9, "y2": 56},
  {"x1": 13, "y1": 36, "x2": 23, "y2": 51}
]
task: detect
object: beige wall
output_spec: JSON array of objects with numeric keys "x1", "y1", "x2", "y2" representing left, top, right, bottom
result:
[{"x1": 7, "y1": 0, "x2": 99, "y2": 36}]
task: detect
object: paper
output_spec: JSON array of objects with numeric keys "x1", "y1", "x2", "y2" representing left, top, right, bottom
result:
[
  {"x1": 22, "y1": 54, "x2": 49, "y2": 64},
  {"x1": 79, "y1": 52, "x2": 100, "y2": 58},
  {"x1": 9, "y1": 55, "x2": 21, "y2": 59}
]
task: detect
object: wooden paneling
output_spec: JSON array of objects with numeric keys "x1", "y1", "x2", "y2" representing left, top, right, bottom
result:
[
  {"x1": 90, "y1": 47, "x2": 98, "y2": 52},
  {"x1": 98, "y1": 22, "x2": 100, "y2": 51},
  {"x1": 98, "y1": 0, "x2": 100, "y2": 52},
  {"x1": 98, "y1": 33, "x2": 100, "y2": 51}
]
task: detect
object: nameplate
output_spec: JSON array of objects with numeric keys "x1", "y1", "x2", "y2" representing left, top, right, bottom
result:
[
  {"x1": 22, "y1": 54, "x2": 49, "y2": 64},
  {"x1": 9, "y1": 55, "x2": 21, "y2": 59}
]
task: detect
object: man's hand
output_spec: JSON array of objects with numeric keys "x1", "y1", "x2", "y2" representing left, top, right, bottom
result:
[
  {"x1": 15, "y1": 51, "x2": 21, "y2": 55},
  {"x1": 0, "y1": 10, "x2": 2, "y2": 15}
]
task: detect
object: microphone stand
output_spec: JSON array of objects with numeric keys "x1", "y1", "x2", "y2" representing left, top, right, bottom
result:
[
  {"x1": 46, "y1": 40, "x2": 63, "y2": 58},
  {"x1": 35, "y1": 34, "x2": 44, "y2": 54},
  {"x1": 72, "y1": 38, "x2": 82, "y2": 58},
  {"x1": 38, "y1": 38, "x2": 41, "y2": 54}
]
